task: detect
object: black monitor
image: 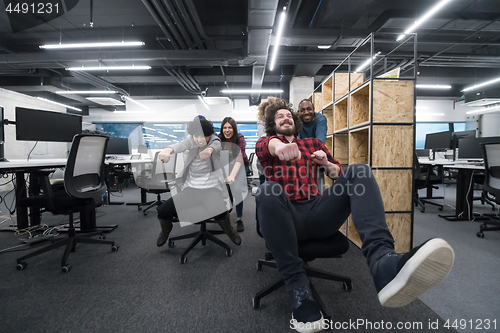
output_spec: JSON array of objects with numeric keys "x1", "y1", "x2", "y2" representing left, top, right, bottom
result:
[
  {"x1": 106, "y1": 137, "x2": 130, "y2": 155},
  {"x1": 451, "y1": 130, "x2": 476, "y2": 149},
  {"x1": 16, "y1": 107, "x2": 82, "y2": 142},
  {"x1": 424, "y1": 131, "x2": 452, "y2": 151},
  {"x1": 458, "y1": 137, "x2": 500, "y2": 160},
  {"x1": 415, "y1": 148, "x2": 431, "y2": 157}
]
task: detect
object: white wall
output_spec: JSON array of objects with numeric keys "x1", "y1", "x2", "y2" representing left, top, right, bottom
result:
[{"x1": 85, "y1": 98, "x2": 260, "y2": 124}]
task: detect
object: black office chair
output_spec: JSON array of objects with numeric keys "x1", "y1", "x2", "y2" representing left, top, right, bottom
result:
[
  {"x1": 247, "y1": 152, "x2": 255, "y2": 189},
  {"x1": 167, "y1": 150, "x2": 235, "y2": 264},
  {"x1": 414, "y1": 152, "x2": 444, "y2": 212},
  {"x1": 136, "y1": 151, "x2": 177, "y2": 215},
  {"x1": 477, "y1": 142, "x2": 500, "y2": 238},
  {"x1": 16, "y1": 134, "x2": 118, "y2": 272},
  {"x1": 252, "y1": 216, "x2": 352, "y2": 319}
]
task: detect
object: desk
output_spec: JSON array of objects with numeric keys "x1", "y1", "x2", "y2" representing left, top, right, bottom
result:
[
  {"x1": 419, "y1": 159, "x2": 487, "y2": 221},
  {"x1": 105, "y1": 158, "x2": 152, "y2": 205}
]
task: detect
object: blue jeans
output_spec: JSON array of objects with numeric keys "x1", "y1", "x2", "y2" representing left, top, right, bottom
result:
[{"x1": 255, "y1": 164, "x2": 395, "y2": 290}]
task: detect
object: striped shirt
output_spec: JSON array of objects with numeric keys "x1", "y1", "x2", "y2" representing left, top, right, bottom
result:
[
  {"x1": 182, "y1": 152, "x2": 222, "y2": 191},
  {"x1": 256, "y1": 135, "x2": 341, "y2": 201}
]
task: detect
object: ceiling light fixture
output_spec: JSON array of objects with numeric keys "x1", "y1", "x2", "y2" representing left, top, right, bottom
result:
[
  {"x1": 396, "y1": 0, "x2": 452, "y2": 41},
  {"x1": 221, "y1": 89, "x2": 284, "y2": 94},
  {"x1": 66, "y1": 66, "x2": 151, "y2": 71},
  {"x1": 462, "y1": 77, "x2": 500, "y2": 92},
  {"x1": 123, "y1": 96, "x2": 151, "y2": 110},
  {"x1": 354, "y1": 51, "x2": 381, "y2": 73},
  {"x1": 36, "y1": 97, "x2": 82, "y2": 112},
  {"x1": 198, "y1": 95, "x2": 210, "y2": 110},
  {"x1": 416, "y1": 84, "x2": 452, "y2": 89},
  {"x1": 269, "y1": 6, "x2": 287, "y2": 71},
  {"x1": 466, "y1": 104, "x2": 500, "y2": 115},
  {"x1": 40, "y1": 41, "x2": 145, "y2": 49},
  {"x1": 56, "y1": 90, "x2": 118, "y2": 94},
  {"x1": 317, "y1": 45, "x2": 331, "y2": 49}
]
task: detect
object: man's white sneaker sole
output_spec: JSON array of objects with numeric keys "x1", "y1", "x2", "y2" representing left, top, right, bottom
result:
[
  {"x1": 291, "y1": 313, "x2": 324, "y2": 333},
  {"x1": 379, "y1": 238, "x2": 455, "y2": 308}
]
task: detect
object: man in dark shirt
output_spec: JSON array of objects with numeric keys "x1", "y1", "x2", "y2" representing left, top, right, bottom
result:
[{"x1": 255, "y1": 97, "x2": 455, "y2": 332}]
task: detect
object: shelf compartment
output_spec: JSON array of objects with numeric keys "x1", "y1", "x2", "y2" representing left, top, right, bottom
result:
[
  {"x1": 349, "y1": 126, "x2": 369, "y2": 165},
  {"x1": 371, "y1": 125, "x2": 413, "y2": 168},
  {"x1": 324, "y1": 136, "x2": 334, "y2": 189},
  {"x1": 350, "y1": 72, "x2": 365, "y2": 90},
  {"x1": 372, "y1": 169, "x2": 412, "y2": 212},
  {"x1": 349, "y1": 81, "x2": 370, "y2": 127},
  {"x1": 372, "y1": 80, "x2": 414, "y2": 123},
  {"x1": 334, "y1": 73, "x2": 350, "y2": 101},
  {"x1": 323, "y1": 105, "x2": 333, "y2": 135},
  {"x1": 333, "y1": 133, "x2": 348, "y2": 165},
  {"x1": 313, "y1": 85, "x2": 323, "y2": 110},
  {"x1": 322, "y1": 75, "x2": 333, "y2": 107},
  {"x1": 334, "y1": 96, "x2": 348, "y2": 132}
]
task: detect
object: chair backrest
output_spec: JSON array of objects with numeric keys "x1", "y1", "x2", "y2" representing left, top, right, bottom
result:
[
  {"x1": 414, "y1": 151, "x2": 422, "y2": 180},
  {"x1": 150, "y1": 151, "x2": 177, "y2": 189},
  {"x1": 481, "y1": 142, "x2": 500, "y2": 203},
  {"x1": 64, "y1": 134, "x2": 109, "y2": 205}
]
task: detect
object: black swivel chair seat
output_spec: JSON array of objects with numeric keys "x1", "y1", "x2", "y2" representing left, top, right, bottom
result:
[
  {"x1": 477, "y1": 142, "x2": 500, "y2": 238},
  {"x1": 253, "y1": 231, "x2": 352, "y2": 319},
  {"x1": 414, "y1": 152, "x2": 444, "y2": 212}
]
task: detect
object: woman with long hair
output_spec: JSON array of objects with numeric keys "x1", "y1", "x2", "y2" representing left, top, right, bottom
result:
[{"x1": 218, "y1": 117, "x2": 249, "y2": 232}]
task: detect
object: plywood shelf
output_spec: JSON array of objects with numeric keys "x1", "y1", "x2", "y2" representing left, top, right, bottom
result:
[
  {"x1": 349, "y1": 82, "x2": 370, "y2": 127},
  {"x1": 323, "y1": 105, "x2": 333, "y2": 136},
  {"x1": 372, "y1": 80, "x2": 414, "y2": 123},
  {"x1": 349, "y1": 127, "x2": 369, "y2": 165},
  {"x1": 322, "y1": 75, "x2": 333, "y2": 107},
  {"x1": 334, "y1": 96, "x2": 348, "y2": 132},
  {"x1": 371, "y1": 125, "x2": 414, "y2": 168},
  {"x1": 333, "y1": 133, "x2": 348, "y2": 165}
]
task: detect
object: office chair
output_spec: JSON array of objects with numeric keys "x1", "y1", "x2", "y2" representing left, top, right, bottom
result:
[
  {"x1": 477, "y1": 142, "x2": 500, "y2": 238},
  {"x1": 167, "y1": 150, "x2": 235, "y2": 264},
  {"x1": 414, "y1": 152, "x2": 444, "y2": 212},
  {"x1": 136, "y1": 151, "x2": 177, "y2": 215},
  {"x1": 252, "y1": 215, "x2": 352, "y2": 319},
  {"x1": 16, "y1": 134, "x2": 118, "y2": 273}
]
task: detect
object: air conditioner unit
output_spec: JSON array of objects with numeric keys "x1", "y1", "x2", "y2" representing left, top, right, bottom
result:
[{"x1": 464, "y1": 89, "x2": 500, "y2": 106}]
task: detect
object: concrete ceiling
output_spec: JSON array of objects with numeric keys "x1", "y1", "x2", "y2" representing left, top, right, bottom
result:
[{"x1": 1, "y1": 0, "x2": 500, "y2": 112}]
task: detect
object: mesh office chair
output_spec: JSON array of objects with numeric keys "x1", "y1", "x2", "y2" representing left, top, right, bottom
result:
[
  {"x1": 477, "y1": 142, "x2": 500, "y2": 238},
  {"x1": 16, "y1": 134, "x2": 118, "y2": 273},
  {"x1": 414, "y1": 152, "x2": 444, "y2": 212},
  {"x1": 252, "y1": 215, "x2": 352, "y2": 319},
  {"x1": 135, "y1": 151, "x2": 177, "y2": 215},
  {"x1": 167, "y1": 150, "x2": 235, "y2": 264}
]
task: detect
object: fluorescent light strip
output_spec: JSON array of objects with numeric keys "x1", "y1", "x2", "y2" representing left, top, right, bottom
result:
[
  {"x1": 466, "y1": 105, "x2": 500, "y2": 115},
  {"x1": 36, "y1": 97, "x2": 82, "y2": 112},
  {"x1": 397, "y1": 0, "x2": 452, "y2": 41},
  {"x1": 198, "y1": 96, "x2": 210, "y2": 110},
  {"x1": 123, "y1": 96, "x2": 151, "y2": 110},
  {"x1": 221, "y1": 89, "x2": 284, "y2": 94},
  {"x1": 56, "y1": 90, "x2": 118, "y2": 94},
  {"x1": 416, "y1": 113, "x2": 445, "y2": 116},
  {"x1": 269, "y1": 6, "x2": 287, "y2": 71},
  {"x1": 40, "y1": 41, "x2": 144, "y2": 49},
  {"x1": 416, "y1": 84, "x2": 452, "y2": 89},
  {"x1": 462, "y1": 77, "x2": 500, "y2": 92},
  {"x1": 66, "y1": 66, "x2": 151, "y2": 71},
  {"x1": 355, "y1": 51, "x2": 381, "y2": 73}
]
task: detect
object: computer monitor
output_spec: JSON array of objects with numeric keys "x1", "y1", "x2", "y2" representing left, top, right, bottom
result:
[
  {"x1": 15, "y1": 107, "x2": 82, "y2": 142},
  {"x1": 106, "y1": 137, "x2": 130, "y2": 155},
  {"x1": 424, "y1": 131, "x2": 452, "y2": 151},
  {"x1": 451, "y1": 130, "x2": 476, "y2": 149},
  {"x1": 458, "y1": 137, "x2": 500, "y2": 160},
  {"x1": 415, "y1": 149, "x2": 431, "y2": 157}
]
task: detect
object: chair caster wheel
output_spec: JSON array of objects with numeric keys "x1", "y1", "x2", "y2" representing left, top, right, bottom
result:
[
  {"x1": 477, "y1": 232, "x2": 484, "y2": 238},
  {"x1": 343, "y1": 282, "x2": 353, "y2": 291},
  {"x1": 61, "y1": 265, "x2": 72, "y2": 273},
  {"x1": 256, "y1": 262, "x2": 263, "y2": 271},
  {"x1": 111, "y1": 245, "x2": 119, "y2": 251},
  {"x1": 99, "y1": 234, "x2": 106, "y2": 240},
  {"x1": 439, "y1": 206, "x2": 444, "y2": 211},
  {"x1": 16, "y1": 262, "x2": 27, "y2": 271},
  {"x1": 138, "y1": 206, "x2": 142, "y2": 211},
  {"x1": 168, "y1": 241, "x2": 175, "y2": 248},
  {"x1": 252, "y1": 298, "x2": 260, "y2": 309},
  {"x1": 143, "y1": 211, "x2": 147, "y2": 216},
  {"x1": 179, "y1": 256, "x2": 187, "y2": 264},
  {"x1": 226, "y1": 249, "x2": 233, "y2": 257}
]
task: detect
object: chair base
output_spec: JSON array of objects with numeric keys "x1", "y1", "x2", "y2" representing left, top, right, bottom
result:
[
  {"x1": 16, "y1": 227, "x2": 117, "y2": 272},
  {"x1": 168, "y1": 221, "x2": 232, "y2": 264},
  {"x1": 252, "y1": 259, "x2": 352, "y2": 320},
  {"x1": 477, "y1": 218, "x2": 500, "y2": 238},
  {"x1": 138, "y1": 193, "x2": 164, "y2": 215}
]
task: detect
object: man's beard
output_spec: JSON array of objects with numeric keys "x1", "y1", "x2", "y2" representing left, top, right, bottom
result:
[{"x1": 275, "y1": 125, "x2": 295, "y2": 136}]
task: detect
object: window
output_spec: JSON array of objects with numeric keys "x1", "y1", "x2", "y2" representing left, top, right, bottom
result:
[{"x1": 415, "y1": 122, "x2": 467, "y2": 149}]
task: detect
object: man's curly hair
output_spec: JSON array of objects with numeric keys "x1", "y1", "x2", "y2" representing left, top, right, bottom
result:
[
  {"x1": 187, "y1": 119, "x2": 214, "y2": 137},
  {"x1": 261, "y1": 97, "x2": 301, "y2": 136}
]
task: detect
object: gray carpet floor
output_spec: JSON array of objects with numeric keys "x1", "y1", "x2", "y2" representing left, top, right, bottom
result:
[{"x1": 0, "y1": 181, "x2": 489, "y2": 332}]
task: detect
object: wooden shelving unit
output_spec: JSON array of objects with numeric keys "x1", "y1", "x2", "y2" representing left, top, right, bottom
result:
[{"x1": 312, "y1": 33, "x2": 416, "y2": 253}]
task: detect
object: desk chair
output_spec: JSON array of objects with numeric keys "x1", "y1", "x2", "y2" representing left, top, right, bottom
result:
[
  {"x1": 167, "y1": 150, "x2": 235, "y2": 264},
  {"x1": 16, "y1": 134, "x2": 118, "y2": 273},
  {"x1": 252, "y1": 217, "x2": 352, "y2": 319},
  {"x1": 477, "y1": 142, "x2": 500, "y2": 238},
  {"x1": 246, "y1": 152, "x2": 255, "y2": 189},
  {"x1": 414, "y1": 153, "x2": 444, "y2": 212},
  {"x1": 136, "y1": 151, "x2": 176, "y2": 215}
]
